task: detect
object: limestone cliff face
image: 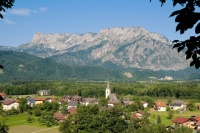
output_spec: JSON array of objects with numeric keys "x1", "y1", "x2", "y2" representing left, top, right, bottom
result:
[{"x1": 16, "y1": 27, "x2": 188, "y2": 71}]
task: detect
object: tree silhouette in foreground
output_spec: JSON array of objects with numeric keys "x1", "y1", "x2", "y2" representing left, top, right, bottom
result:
[
  {"x1": 151, "y1": 0, "x2": 200, "y2": 69},
  {"x1": 0, "y1": 0, "x2": 15, "y2": 69},
  {"x1": 0, "y1": 0, "x2": 15, "y2": 18}
]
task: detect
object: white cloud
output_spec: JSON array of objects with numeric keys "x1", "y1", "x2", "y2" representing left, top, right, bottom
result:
[
  {"x1": 3, "y1": 19, "x2": 16, "y2": 24},
  {"x1": 39, "y1": 7, "x2": 48, "y2": 12},
  {"x1": 9, "y1": 7, "x2": 48, "y2": 16},
  {"x1": 10, "y1": 9, "x2": 31, "y2": 16}
]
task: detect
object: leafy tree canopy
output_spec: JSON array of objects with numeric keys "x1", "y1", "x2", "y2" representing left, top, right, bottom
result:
[
  {"x1": 0, "y1": 0, "x2": 15, "y2": 18},
  {"x1": 151, "y1": 0, "x2": 200, "y2": 69}
]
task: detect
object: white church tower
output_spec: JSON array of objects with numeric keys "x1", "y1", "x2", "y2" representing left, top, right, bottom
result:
[{"x1": 105, "y1": 80, "x2": 111, "y2": 98}]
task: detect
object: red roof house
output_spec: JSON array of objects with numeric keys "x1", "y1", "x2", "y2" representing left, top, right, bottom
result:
[
  {"x1": 172, "y1": 117, "x2": 189, "y2": 124},
  {"x1": 53, "y1": 112, "x2": 64, "y2": 122},
  {"x1": 67, "y1": 107, "x2": 77, "y2": 114},
  {"x1": 154, "y1": 102, "x2": 167, "y2": 111}
]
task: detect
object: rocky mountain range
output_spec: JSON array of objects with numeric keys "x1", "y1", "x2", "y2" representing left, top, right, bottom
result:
[{"x1": 16, "y1": 27, "x2": 189, "y2": 71}]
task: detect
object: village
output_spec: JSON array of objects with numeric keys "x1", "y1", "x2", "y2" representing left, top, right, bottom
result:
[{"x1": 0, "y1": 81, "x2": 200, "y2": 132}]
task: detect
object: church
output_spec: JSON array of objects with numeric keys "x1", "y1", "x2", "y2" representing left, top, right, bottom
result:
[{"x1": 105, "y1": 80, "x2": 120, "y2": 106}]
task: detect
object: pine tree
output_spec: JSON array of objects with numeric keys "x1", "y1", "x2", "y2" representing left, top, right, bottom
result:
[{"x1": 157, "y1": 115, "x2": 161, "y2": 124}]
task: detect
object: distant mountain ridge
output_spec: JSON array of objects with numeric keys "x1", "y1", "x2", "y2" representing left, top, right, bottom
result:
[{"x1": 12, "y1": 27, "x2": 189, "y2": 70}]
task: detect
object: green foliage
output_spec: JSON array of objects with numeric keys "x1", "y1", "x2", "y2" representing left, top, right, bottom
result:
[
  {"x1": 99, "y1": 97, "x2": 108, "y2": 107},
  {"x1": 34, "y1": 109, "x2": 41, "y2": 116},
  {"x1": 167, "y1": 110, "x2": 174, "y2": 119},
  {"x1": 2, "y1": 81, "x2": 200, "y2": 100},
  {"x1": 128, "y1": 103, "x2": 138, "y2": 112},
  {"x1": 0, "y1": 51, "x2": 126, "y2": 82},
  {"x1": 26, "y1": 115, "x2": 34, "y2": 123},
  {"x1": 0, "y1": 0, "x2": 15, "y2": 19},
  {"x1": 187, "y1": 101, "x2": 196, "y2": 111},
  {"x1": 60, "y1": 105, "x2": 128, "y2": 133},
  {"x1": 4, "y1": 107, "x2": 19, "y2": 115},
  {"x1": 151, "y1": 0, "x2": 200, "y2": 69},
  {"x1": 157, "y1": 115, "x2": 161, "y2": 123},
  {"x1": 0, "y1": 122, "x2": 9, "y2": 133},
  {"x1": 19, "y1": 98, "x2": 30, "y2": 113},
  {"x1": 174, "y1": 125, "x2": 193, "y2": 133}
]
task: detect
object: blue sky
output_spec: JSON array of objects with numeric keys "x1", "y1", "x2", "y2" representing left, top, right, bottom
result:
[{"x1": 0, "y1": 0, "x2": 196, "y2": 47}]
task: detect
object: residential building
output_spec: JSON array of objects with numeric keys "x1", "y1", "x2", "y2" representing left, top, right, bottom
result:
[
  {"x1": 67, "y1": 107, "x2": 77, "y2": 115},
  {"x1": 53, "y1": 112, "x2": 64, "y2": 122},
  {"x1": 142, "y1": 101, "x2": 148, "y2": 108},
  {"x1": 172, "y1": 117, "x2": 196, "y2": 129},
  {"x1": 154, "y1": 102, "x2": 166, "y2": 111},
  {"x1": 170, "y1": 102, "x2": 184, "y2": 110},
  {"x1": 68, "y1": 101, "x2": 78, "y2": 109},
  {"x1": 122, "y1": 97, "x2": 133, "y2": 106},
  {"x1": 26, "y1": 98, "x2": 35, "y2": 107},
  {"x1": 71, "y1": 95, "x2": 82, "y2": 102},
  {"x1": 62, "y1": 95, "x2": 72, "y2": 102},
  {"x1": 39, "y1": 90, "x2": 51, "y2": 96},
  {"x1": 82, "y1": 98, "x2": 98, "y2": 106},
  {"x1": 46, "y1": 97, "x2": 56, "y2": 103},
  {"x1": 2, "y1": 100, "x2": 19, "y2": 110},
  {"x1": 34, "y1": 98, "x2": 46, "y2": 105}
]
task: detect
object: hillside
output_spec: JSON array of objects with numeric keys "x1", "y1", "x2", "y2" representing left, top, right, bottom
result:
[
  {"x1": 1, "y1": 51, "x2": 198, "y2": 82},
  {"x1": 0, "y1": 51, "x2": 127, "y2": 82}
]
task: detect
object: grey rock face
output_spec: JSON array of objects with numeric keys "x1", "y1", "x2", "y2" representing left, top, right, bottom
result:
[{"x1": 16, "y1": 27, "x2": 188, "y2": 71}]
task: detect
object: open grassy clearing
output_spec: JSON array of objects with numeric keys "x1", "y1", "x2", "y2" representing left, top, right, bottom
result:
[
  {"x1": 9, "y1": 125, "x2": 59, "y2": 133},
  {"x1": 149, "y1": 110, "x2": 200, "y2": 126}
]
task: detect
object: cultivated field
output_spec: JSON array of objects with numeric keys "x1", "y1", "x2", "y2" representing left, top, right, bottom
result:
[
  {"x1": 9, "y1": 125, "x2": 59, "y2": 133},
  {"x1": 149, "y1": 110, "x2": 200, "y2": 126}
]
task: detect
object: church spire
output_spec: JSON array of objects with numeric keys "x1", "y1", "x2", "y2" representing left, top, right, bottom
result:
[
  {"x1": 105, "y1": 80, "x2": 111, "y2": 98},
  {"x1": 107, "y1": 80, "x2": 109, "y2": 89}
]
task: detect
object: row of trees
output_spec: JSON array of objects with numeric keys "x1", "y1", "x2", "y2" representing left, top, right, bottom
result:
[{"x1": 1, "y1": 81, "x2": 200, "y2": 99}]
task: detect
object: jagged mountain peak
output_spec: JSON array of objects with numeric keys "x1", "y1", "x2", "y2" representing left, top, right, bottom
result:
[{"x1": 16, "y1": 26, "x2": 188, "y2": 71}]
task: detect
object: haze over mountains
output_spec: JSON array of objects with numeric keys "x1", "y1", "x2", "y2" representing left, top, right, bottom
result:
[{"x1": 15, "y1": 27, "x2": 188, "y2": 71}]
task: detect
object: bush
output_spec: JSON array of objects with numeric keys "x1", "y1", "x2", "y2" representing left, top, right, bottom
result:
[{"x1": 34, "y1": 109, "x2": 41, "y2": 116}]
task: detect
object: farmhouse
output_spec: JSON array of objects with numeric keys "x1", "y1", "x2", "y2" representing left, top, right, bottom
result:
[
  {"x1": 68, "y1": 101, "x2": 78, "y2": 109},
  {"x1": 154, "y1": 102, "x2": 166, "y2": 111},
  {"x1": 2, "y1": 100, "x2": 19, "y2": 110},
  {"x1": 39, "y1": 90, "x2": 51, "y2": 96},
  {"x1": 34, "y1": 98, "x2": 47, "y2": 105},
  {"x1": 172, "y1": 117, "x2": 196, "y2": 129},
  {"x1": 82, "y1": 98, "x2": 98, "y2": 106},
  {"x1": 53, "y1": 112, "x2": 64, "y2": 122},
  {"x1": 67, "y1": 107, "x2": 77, "y2": 115},
  {"x1": 26, "y1": 98, "x2": 35, "y2": 107}
]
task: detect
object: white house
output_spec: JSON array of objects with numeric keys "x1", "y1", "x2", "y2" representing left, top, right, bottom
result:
[
  {"x1": 142, "y1": 102, "x2": 148, "y2": 108},
  {"x1": 154, "y1": 102, "x2": 166, "y2": 111},
  {"x1": 2, "y1": 100, "x2": 19, "y2": 110},
  {"x1": 82, "y1": 98, "x2": 98, "y2": 106},
  {"x1": 39, "y1": 90, "x2": 51, "y2": 96}
]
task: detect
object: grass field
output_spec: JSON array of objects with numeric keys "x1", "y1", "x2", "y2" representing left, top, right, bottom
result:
[
  {"x1": 9, "y1": 125, "x2": 59, "y2": 133},
  {"x1": 149, "y1": 110, "x2": 200, "y2": 126}
]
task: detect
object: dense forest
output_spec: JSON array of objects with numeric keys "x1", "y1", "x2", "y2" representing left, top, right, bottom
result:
[
  {"x1": 1, "y1": 81, "x2": 200, "y2": 100},
  {"x1": 0, "y1": 51, "x2": 200, "y2": 82}
]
